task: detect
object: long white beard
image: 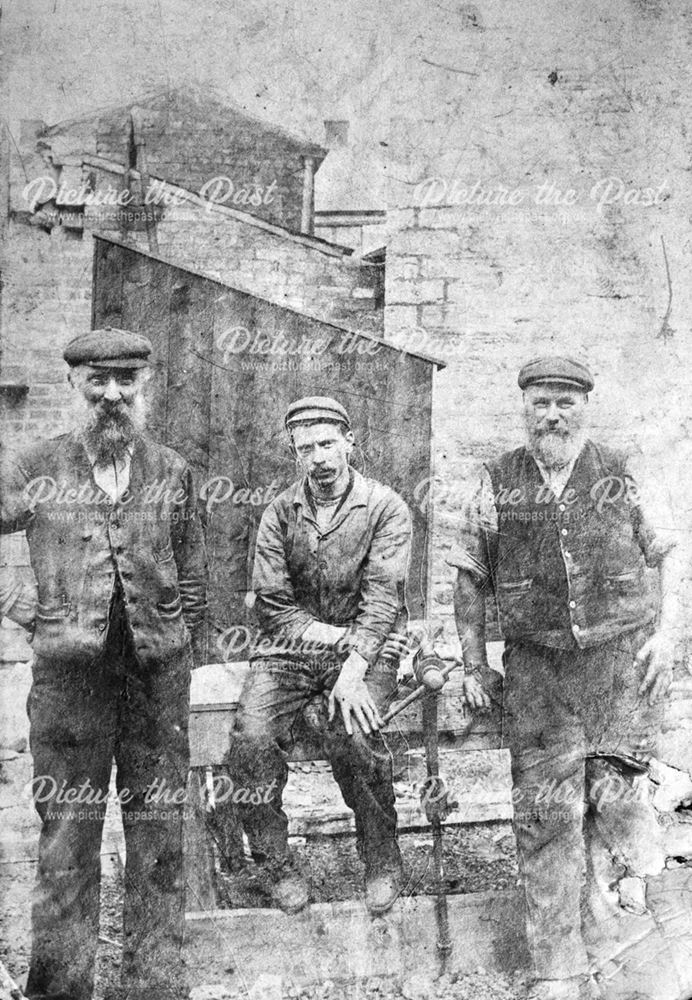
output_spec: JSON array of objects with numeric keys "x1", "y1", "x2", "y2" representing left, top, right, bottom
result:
[
  {"x1": 74, "y1": 393, "x2": 148, "y2": 463},
  {"x1": 528, "y1": 428, "x2": 583, "y2": 470}
]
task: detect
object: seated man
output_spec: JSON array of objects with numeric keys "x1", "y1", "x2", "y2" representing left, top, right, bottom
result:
[{"x1": 227, "y1": 396, "x2": 411, "y2": 916}]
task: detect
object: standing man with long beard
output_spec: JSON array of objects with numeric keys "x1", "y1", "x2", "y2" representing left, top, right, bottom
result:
[
  {"x1": 0, "y1": 329, "x2": 207, "y2": 1000},
  {"x1": 450, "y1": 357, "x2": 681, "y2": 1000}
]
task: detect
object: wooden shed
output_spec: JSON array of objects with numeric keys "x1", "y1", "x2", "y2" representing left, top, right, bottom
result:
[{"x1": 91, "y1": 236, "x2": 446, "y2": 663}]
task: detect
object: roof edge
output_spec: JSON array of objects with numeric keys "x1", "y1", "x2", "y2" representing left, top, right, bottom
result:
[
  {"x1": 40, "y1": 86, "x2": 328, "y2": 163},
  {"x1": 92, "y1": 234, "x2": 447, "y2": 369},
  {"x1": 81, "y1": 155, "x2": 352, "y2": 257}
]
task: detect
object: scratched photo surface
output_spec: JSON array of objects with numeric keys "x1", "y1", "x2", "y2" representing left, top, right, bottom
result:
[{"x1": 1, "y1": 3, "x2": 691, "y2": 1000}]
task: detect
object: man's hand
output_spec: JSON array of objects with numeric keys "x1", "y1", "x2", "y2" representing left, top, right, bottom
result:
[
  {"x1": 328, "y1": 653, "x2": 383, "y2": 736},
  {"x1": 636, "y1": 631, "x2": 676, "y2": 704},
  {"x1": 463, "y1": 671, "x2": 491, "y2": 710}
]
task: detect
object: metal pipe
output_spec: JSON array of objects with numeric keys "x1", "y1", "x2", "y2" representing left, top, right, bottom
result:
[{"x1": 422, "y1": 695, "x2": 453, "y2": 971}]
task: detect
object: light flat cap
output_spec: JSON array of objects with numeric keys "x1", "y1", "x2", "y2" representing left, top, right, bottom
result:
[
  {"x1": 63, "y1": 327, "x2": 152, "y2": 369},
  {"x1": 285, "y1": 396, "x2": 351, "y2": 430},
  {"x1": 518, "y1": 356, "x2": 594, "y2": 393}
]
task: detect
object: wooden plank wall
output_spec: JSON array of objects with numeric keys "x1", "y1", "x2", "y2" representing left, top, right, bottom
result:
[{"x1": 92, "y1": 237, "x2": 438, "y2": 660}]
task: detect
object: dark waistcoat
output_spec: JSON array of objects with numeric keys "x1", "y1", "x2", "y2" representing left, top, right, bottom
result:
[{"x1": 485, "y1": 440, "x2": 659, "y2": 648}]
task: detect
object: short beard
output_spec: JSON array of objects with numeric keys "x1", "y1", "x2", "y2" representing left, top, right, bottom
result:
[
  {"x1": 79, "y1": 393, "x2": 148, "y2": 464},
  {"x1": 528, "y1": 427, "x2": 582, "y2": 471}
]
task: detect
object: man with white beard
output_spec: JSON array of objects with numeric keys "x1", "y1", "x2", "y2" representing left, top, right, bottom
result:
[
  {"x1": 0, "y1": 328, "x2": 207, "y2": 1000},
  {"x1": 449, "y1": 357, "x2": 681, "y2": 1000}
]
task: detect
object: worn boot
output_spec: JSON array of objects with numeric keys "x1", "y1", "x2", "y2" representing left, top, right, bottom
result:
[
  {"x1": 259, "y1": 853, "x2": 310, "y2": 915},
  {"x1": 364, "y1": 839, "x2": 404, "y2": 916}
]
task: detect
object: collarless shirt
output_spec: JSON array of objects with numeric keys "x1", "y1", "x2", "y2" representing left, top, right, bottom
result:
[
  {"x1": 81, "y1": 440, "x2": 134, "y2": 502},
  {"x1": 532, "y1": 435, "x2": 584, "y2": 499}
]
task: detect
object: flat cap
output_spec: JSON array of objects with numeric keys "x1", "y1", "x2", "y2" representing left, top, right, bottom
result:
[
  {"x1": 518, "y1": 356, "x2": 594, "y2": 393},
  {"x1": 285, "y1": 396, "x2": 351, "y2": 430},
  {"x1": 63, "y1": 327, "x2": 152, "y2": 369}
]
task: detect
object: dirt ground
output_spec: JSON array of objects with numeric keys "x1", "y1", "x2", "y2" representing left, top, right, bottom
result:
[
  {"x1": 190, "y1": 970, "x2": 531, "y2": 1000},
  {"x1": 1, "y1": 745, "x2": 527, "y2": 1000},
  {"x1": 1, "y1": 817, "x2": 526, "y2": 1000},
  {"x1": 216, "y1": 824, "x2": 517, "y2": 908}
]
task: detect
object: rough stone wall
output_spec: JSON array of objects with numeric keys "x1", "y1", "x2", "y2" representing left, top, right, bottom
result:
[
  {"x1": 378, "y1": 0, "x2": 692, "y2": 772},
  {"x1": 381, "y1": 1, "x2": 692, "y2": 604}
]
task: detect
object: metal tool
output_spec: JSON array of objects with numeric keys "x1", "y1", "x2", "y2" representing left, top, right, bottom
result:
[{"x1": 382, "y1": 624, "x2": 460, "y2": 973}]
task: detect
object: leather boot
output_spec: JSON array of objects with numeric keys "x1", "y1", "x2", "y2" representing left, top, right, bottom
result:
[
  {"x1": 364, "y1": 839, "x2": 404, "y2": 915},
  {"x1": 260, "y1": 853, "x2": 309, "y2": 915}
]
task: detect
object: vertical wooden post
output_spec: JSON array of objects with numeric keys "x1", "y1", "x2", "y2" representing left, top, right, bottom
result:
[
  {"x1": 130, "y1": 109, "x2": 159, "y2": 254},
  {"x1": 300, "y1": 155, "x2": 315, "y2": 235},
  {"x1": 183, "y1": 767, "x2": 218, "y2": 913}
]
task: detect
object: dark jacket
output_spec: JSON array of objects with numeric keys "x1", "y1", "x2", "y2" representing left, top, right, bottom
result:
[
  {"x1": 485, "y1": 441, "x2": 662, "y2": 648},
  {"x1": 0, "y1": 432, "x2": 207, "y2": 664},
  {"x1": 251, "y1": 469, "x2": 411, "y2": 664}
]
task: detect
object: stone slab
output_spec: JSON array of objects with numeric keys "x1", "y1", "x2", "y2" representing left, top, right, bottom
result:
[
  {"x1": 184, "y1": 867, "x2": 692, "y2": 1000},
  {"x1": 184, "y1": 890, "x2": 529, "y2": 988}
]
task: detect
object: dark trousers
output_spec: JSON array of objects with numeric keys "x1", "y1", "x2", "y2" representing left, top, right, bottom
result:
[
  {"x1": 25, "y1": 589, "x2": 192, "y2": 1000},
  {"x1": 226, "y1": 656, "x2": 401, "y2": 872},
  {"x1": 503, "y1": 626, "x2": 664, "y2": 980}
]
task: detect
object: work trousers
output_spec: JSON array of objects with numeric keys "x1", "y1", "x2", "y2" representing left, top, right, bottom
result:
[
  {"x1": 226, "y1": 655, "x2": 402, "y2": 872},
  {"x1": 503, "y1": 626, "x2": 665, "y2": 980},
  {"x1": 24, "y1": 587, "x2": 192, "y2": 1000}
]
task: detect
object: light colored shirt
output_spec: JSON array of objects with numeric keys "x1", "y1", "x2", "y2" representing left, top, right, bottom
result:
[
  {"x1": 82, "y1": 442, "x2": 134, "y2": 501},
  {"x1": 533, "y1": 447, "x2": 582, "y2": 499}
]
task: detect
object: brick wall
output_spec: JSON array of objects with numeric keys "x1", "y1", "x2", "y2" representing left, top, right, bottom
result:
[
  {"x1": 3, "y1": 2, "x2": 691, "y2": 765},
  {"x1": 380, "y1": 0, "x2": 692, "y2": 768},
  {"x1": 38, "y1": 89, "x2": 326, "y2": 233},
  {"x1": 382, "y1": 1, "x2": 692, "y2": 579},
  {"x1": 96, "y1": 167, "x2": 385, "y2": 334},
  {"x1": 1, "y1": 157, "x2": 383, "y2": 453}
]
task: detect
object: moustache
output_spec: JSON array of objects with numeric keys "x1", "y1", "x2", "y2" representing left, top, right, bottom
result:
[
  {"x1": 534, "y1": 426, "x2": 570, "y2": 438},
  {"x1": 95, "y1": 400, "x2": 128, "y2": 416},
  {"x1": 89, "y1": 401, "x2": 136, "y2": 431}
]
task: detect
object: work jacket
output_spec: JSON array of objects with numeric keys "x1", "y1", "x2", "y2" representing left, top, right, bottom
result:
[
  {"x1": 0, "y1": 432, "x2": 207, "y2": 665},
  {"x1": 251, "y1": 468, "x2": 411, "y2": 665},
  {"x1": 484, "y1": 440, "x2": 663, "y2": 648}
]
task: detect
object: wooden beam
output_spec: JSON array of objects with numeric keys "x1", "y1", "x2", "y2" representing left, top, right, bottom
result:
[
  {"x1": 300, "y1": 155, "x2": 316, "y2": 235},
  {"x1": 189, "y1": 661, "x2": 503, "y2": 767}
]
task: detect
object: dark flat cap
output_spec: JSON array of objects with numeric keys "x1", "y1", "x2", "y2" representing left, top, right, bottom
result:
[
  {"x1": 285, "y1": 396, "x2": 351, "y2": 430},
  {"x1": 518, "y1": 356, "x2": 594, "y2": 392},
  {"x1": 63, "y1": 328, "x2": 152, "y2": 369}
]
